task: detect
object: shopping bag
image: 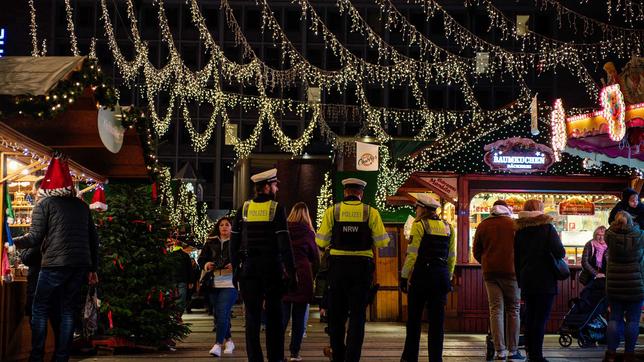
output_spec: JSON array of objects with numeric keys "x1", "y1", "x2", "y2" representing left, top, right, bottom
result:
[{"x1": 83, "y1": 287, "x2": 99, "y2": 337}]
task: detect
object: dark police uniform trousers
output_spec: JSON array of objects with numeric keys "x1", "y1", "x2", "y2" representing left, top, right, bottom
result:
[{"x1": 327, "y1": 255, "x2": 374, "y2": 362}]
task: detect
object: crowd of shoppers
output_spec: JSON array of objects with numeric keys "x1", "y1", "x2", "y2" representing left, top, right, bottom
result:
[{"x1": 13, "y1": 154, "x2": 642, "y2": 362}]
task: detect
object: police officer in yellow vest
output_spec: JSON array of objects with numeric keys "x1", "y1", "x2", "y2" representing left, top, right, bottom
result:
[
  {"x1": 399, "y1": 193, "x2": 456, "y2": 362},
  {"x1": 316, "y1": 178, "x2": 390, "y2": 362},
  {"x1": 231, "y1": 168, "x2": 297, "y2": 362}
]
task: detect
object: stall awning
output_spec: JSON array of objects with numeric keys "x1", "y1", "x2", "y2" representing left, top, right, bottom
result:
[
  {"x1": 0, "y1": 56, "x2": 85, "y2": 96},
  {"x1": 0, "y1": 121, "x2": 106, "y2": 183},
  {"x1": 565, "y1": 104, "x2": 644, "y2": 169}
]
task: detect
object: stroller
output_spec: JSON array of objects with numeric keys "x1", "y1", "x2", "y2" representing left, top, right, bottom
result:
[{"x1": 558, "y1": 278, "x2": 608, "y2": 348}]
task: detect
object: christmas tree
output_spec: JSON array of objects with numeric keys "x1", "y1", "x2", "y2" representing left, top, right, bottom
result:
[{"x1": 94, "y1": 184, "x2": 190, "y2": 346}]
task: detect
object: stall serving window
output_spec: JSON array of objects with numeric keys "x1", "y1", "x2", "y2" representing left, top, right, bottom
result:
[{"x1": 468, "y1": 192, "x2": 619, "y2": 264}]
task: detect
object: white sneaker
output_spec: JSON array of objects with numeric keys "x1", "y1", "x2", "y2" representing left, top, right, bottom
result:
[
  {"x1": 224, "y1": 340, "x2": 235, "y2": 354},
  {"x1": 209, "y1": 343, "x2": 222, "y2": 357}
]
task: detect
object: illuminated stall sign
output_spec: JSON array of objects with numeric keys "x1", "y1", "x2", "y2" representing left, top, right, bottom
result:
[
  {"x1": 0, "y1": 28, "x2": 5, "y2": 57},
  {"x1": 484, "y1": 137, "x2": 556, "y2": 173},
  {"x1": 559, "y1": 196, "x2": 595, "y2": 215}
]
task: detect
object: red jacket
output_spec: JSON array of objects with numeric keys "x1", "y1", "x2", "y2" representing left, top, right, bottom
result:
[
  {"x1": 283, "y1": 222, "x2": 320, "y2": 303},
  {"x1": 473, "y1": 205, "x2": 516, "y2": 280}
]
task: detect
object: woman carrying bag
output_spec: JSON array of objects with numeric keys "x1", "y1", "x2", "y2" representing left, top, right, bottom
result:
[
  {"x1": 198, "y1": 216, "x2": 238, "y2": 357},
  {"x1": 514, "y1": 199, "x2": 565, "y2": 362}
]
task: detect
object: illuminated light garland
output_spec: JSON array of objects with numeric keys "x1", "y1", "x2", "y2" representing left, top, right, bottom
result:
[
  {"x1": 89, "y1": 0, "x2": 615, "y2": 162},
  {"x1": 63, "y1": 0, "x2": 80, "y2": 56},
  {"x1": 465, "y1": 0, "x2": 642, "y2": 52},
  {"x1": 316, "y1": 171, "x2": 334, "y2": 229},
  {"x1": 550, "y1": 99, "x2": 567, "y2": 161},
  {"x1": 600, "y1": 84, "x2": 627, "y2": 141},
  {"x1": 404, "y1": 0, "x2": 602, "y2": 97},
  {"x1": 28, "y1": 0, "x2": 40, "y2": 57}
]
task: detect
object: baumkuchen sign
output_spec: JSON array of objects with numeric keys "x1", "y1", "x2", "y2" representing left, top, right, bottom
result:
[
  {"x1": 484, "y1": 137, "x2": 556, "y2": 173},
  {"x1": 559, "y1": 196, "x2": 595, "y2": 215}
]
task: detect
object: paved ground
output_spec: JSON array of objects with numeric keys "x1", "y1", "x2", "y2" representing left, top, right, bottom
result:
[{"x1": 72, "y1": 306, "x2": 644, "y2": 361}]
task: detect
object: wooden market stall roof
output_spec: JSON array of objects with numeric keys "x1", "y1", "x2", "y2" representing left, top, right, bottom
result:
[
  {"x1": 0, "y1": 56, "x2": 148, "y2": 179},
  {"x1": 0, "y1": 121, "x2": 106, "y2": 183}
]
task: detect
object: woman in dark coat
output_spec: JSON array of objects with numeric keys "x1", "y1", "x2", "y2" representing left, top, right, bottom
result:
[
  {"x1": 604, "y1": 211, "x2": 644, "y2": 362},
  {"x1": 283, "y1": 202, "x2": 319, "y2": 362},
  {"x1": 514, "y1": 199, "x2": 565, "y2": 362}
]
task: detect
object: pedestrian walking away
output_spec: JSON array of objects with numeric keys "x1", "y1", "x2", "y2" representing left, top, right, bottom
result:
[
  {"x1": 283, "y1": 202, "x2": 320, "y2": 362},
  {"x1": 399, "y1": 193, "x2": 456, "y2": 362},
  {"x1": 230, "y1": 168, "x2": 297, "y2": 362},
  {"x1": 315, "y1": 177, "x2": 390, "y2": 362},
  {"x1": 472, "y1": 199, "x2": 524, "y2": 361},
  {"x1": 514, "y1": 199, "x2": 565, "y2": 362}
]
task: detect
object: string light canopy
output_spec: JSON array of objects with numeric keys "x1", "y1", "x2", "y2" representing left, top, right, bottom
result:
[{"x1": 42, "y1": 0, "x2": 640, "y2": 166}]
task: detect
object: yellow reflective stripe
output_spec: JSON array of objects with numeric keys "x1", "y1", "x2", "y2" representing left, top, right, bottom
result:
[
  {"x1": 373, "y1": 233, "x2": 389, "y2": 242},
  {"x1": 242, "y1": 201, "x2": 251, "y2": 221},
  {"x1": 329, "y1": 249, "x2": 374, "y2": 258},
  {"x1": 406, "y1": 245, "x2": 418, "y2": 253},
  {"x1": 316, "y1": 233, "x2": 331, "y2": 241},
  {"x1": 245, "y1": 201, "x2": 273, "y2": 222}
]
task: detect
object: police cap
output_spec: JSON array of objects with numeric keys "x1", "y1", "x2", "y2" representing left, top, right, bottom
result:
[
  {"x1": 411, "y1": 193, "x2": 441, "y2": 209},
  {"x1": 250, "y1": 168, "x2": 279, "y2": 184},
  {"x1": 341, "y1": 178, "x2": 367, "y2": 190}
]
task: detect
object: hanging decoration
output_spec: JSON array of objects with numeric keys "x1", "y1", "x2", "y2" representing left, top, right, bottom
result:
[
  {"x1": 63, "y1": 0, "x2": 79, "y2": 56},
  {"x1": 600, "y1": 84, "x2": 627, "y2": 141},
  {"x1": 550, "y1": 98, "x2": 567, "y2": 161}
]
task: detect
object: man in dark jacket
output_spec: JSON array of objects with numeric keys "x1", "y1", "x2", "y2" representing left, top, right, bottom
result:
[
  {"x1": 609, "y1": 188, "x2": 644, "y2": 229},
  {"x1": 13, "y1": 156, "x2": 99, "y2": 362}
]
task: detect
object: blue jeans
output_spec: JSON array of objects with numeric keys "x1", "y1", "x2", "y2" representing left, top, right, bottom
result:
[
  {"x1": 176, "y1": 282, "x2": 188, "y2": 312},
  {"x1": 30, "y1": 267, "x2": 86, "y2": 362},
  {"x1": 209, "y1": 287, "x2": 238, "y2": 344},
  {"x1": 607, "y1": 299, "x2": 643, "y2": 352},
  {"x1": 283, "y1": 302, "x2": 308, "y2": 355}
]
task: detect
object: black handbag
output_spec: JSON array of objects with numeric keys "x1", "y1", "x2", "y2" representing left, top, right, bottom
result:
[
  {"x1": 547, "y1": 226, "x2": 570, "y2": 280},
  {"x1": 550, "y1": 252, "x2": 571, "y2": 280},
  {"x1": 199, "y1": 271, "x2": 215, "y2": 292}
]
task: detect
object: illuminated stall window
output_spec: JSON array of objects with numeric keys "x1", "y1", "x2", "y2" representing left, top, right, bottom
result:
[{"x1": 468, "y1": 192, "x2": 619, "y2": 264}]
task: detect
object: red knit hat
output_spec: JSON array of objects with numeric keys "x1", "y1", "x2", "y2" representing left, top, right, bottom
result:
[
  {"x1": 39, "y1": 154, "x2": 74, "y2": 197},
  {"x1": 90, "y1": 186, "x2": 108, "y2": 211}
]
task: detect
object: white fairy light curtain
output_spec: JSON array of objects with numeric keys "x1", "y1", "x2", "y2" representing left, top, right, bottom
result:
[{"x1": 36, "y1": 0, "x2": 642, "y2": 162}]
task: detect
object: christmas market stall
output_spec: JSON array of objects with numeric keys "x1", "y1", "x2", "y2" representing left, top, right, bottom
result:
[
  {"x1": 0, "y1": 122, "x2": 106, "y2": 361},
  {"x1": 0, "y1": 55, "x2": 151, "y2": 360},
  {"x1": 362, "y1": 117, "x2": 639, "y2": 334}
]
